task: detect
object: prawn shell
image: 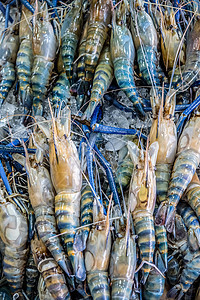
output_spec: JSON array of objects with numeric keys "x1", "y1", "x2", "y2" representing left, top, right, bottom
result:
[
  {"x1": 3, "y1": 246, "x2": 28, "y2": 295},
  {"x1": 109, "y1": 235, "x2": 136, "y2": 299},
  {"x1": 167, "y1": 149, "x2": 200, "y2": 211},
  {"x1": 0, "y1": 202, "x2": 28, "y2": 248},
  {"x1": 55, "y1": 193, "x2": 86, "y2": 281},
  {"x1": 134, "y1": 215, "x2": 155, "y2": 283},
  {"x1": 31, "y1": 58, "x2": 54, "y2": 115},
  {"x1": 155, "y1": 224, "x2": 168, "y2": 269},
  {"x1": 186, "y1": 183, "x2": 200, "y2": 222},
  {"x1": 111, "y1": 279, "x2": 133, "y2": 300},
  {"x1": 111, "y1": 23, "x2": 145, "y2": 118},
  {"x1": 52, "y1": 71, "x2": 70, "y2": 114},
  {"x1": 143, "y1": 268, "x2": 165, "y2": 300},
  {"x1": 77, "y1": 20, "x2": 88, "y2": 81},
  {"x1": 31, "y1": 235, "x2": 71, "y2": 300},
  {"x1": 85, "y1": 23, "x2": 108, "y2": 83},
  {"x1": 85, "y1": 222, "x2": 111, "y2": 299},
  {"x1": 0, "y1": 62, "x2": 15, "y2": 106},
  {"x1": 80, "y1": 182, "x2": 93, "y2": 234},
  {"x1": 61, "y1": 0, "x2": 83, "y2": 80},
  {"x1": 38, "y1": 275, "x2": 54, "y2": 300},
  {"x1": 137, "y1": 46, "x2": 162, "y2": 87},
  {"x1": 61, "y1": 32, "x2": 79, "y2": 81},
  {"x1": 175, "y1": 18, "x2": 200, "y2": 91},
  {"x1": 35, "y1": 205, "x2": 70, "y2": 274},
  {"x1": 116, "y1": 155, "x2": 134, "y2": 192},
  {"x1": 167, "y1": 256, "x2": 181, "y2": 286},
  {"x1": 16, "y1": 39, "x2": 33, "y2": 106},
  {"x1": 177, "y1": 202, "x2": 200, "y2": 251},
  {"x1": 49, "y1": 138, "x2": 82, "y2": 195},
  {"x1": 74, "y1": 181, "x2": 93, "y2": 252},
  {"x1": 155, "y1": 164, "x2": 172, "y2": 204},
  {"x1": 25, "y1": 252, "x2": 39, "y2": 299},
  {"x1": 87, "y1": 271, "x2": 110, "y2": 300},
  {"x1": 85, "y1": 0, "x2": 111, "y2": 84},
  {"x1": 179, "y1": 254, "x2": 200, "y2": 293},
  {"x1": 83, "y1": 42, "x2": 113, "y2": 120}
]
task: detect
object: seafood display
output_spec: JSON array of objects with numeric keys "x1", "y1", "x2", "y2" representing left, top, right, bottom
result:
[{"x1": 0, "y1": 0, "x2": 200, "y2": 299}]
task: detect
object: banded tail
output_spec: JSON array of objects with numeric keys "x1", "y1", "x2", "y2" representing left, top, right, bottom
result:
[
  {"x1": 55, "y1": 193, "x2": 86, "y2": 281},
  {"x1": 134, "y1": 215, "x2": 155, "y2": 284}
]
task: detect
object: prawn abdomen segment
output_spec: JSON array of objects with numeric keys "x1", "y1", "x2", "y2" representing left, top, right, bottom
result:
[
  {"x1": 156, "y1": 163, "x2": 173, "y2": 204},
  {"x1": 55, "y1": 192, "x2": 81, "y2": 243},
  {"x1": 167, "y1": 149, "x2": 200, "y2": 208},
  {"x1": 0, "y1": 62, "x2": 15, "y2": 106},
  {"x1": 87, "y1": 271, "x2": 110, "y2": 300},
  {"x1": 55, "y1": 192, "x2": 86, "y2": 280},
  {"x1": 133, "y1": 214, "x2": 155, "y2": 283}
]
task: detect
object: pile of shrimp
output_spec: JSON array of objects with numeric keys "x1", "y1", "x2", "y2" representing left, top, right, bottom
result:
[{"x1": 0, "y1": 0, "x2": 200, "y2": 299}]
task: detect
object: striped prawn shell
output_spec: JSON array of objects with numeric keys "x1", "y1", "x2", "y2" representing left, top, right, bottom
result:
[
  {"x1": 84, "y1": 0, "x2": 111, "y2": 86},
  {"x1": 128, "y1": 141, "x2": 158, "y2": 283},
  {"x1": 87, "y1": 272, "x2": 110, "y2": 300},
  {"x1": 137, "y1": 46, "x2": 163, "y2": 87},
  {"x1": 76, "y1": 21, "x2": 88, "y2": 108},
  {"x1": 134, "y1": 215, "x2": 155, "y2": 283},
  {"x1": 83, "y1": 41, "x2": 113, "y2": 120},
  {"x1": 25, "y1": 251, "x2": 39, "y2": 300},
  {"x1": 52, "y1": 71, "x2": 70, "y2": 115},
  {"x1": 165, "y1": 149, "x2": 200, "y2": 231},
  {"x1": 109, "y1": 234, "x2": 136, "y2": 300},
  {"x1": 41, "y1": 262, "x2": 71, "y2": 300},
  {"x1": 177, "y1": 201, "x2": 200, "y2": 251},
  {"x1": 155, "y1": 164, "x2": 172, "y2": 204},
  {"x1": 186, "y1": 183, "x2": 200, "y2": 222},
  {"x1": 143, "y1": 266, "x2": 165, "y2": 300},
  {"x1": 3, "y1": 246, "x2": 28, "y2": 298},
  {"x1": 154, "y1": 223, "x2": 168, "y2": 269},
  {"x1": 130, "y1": 2, "x2": 165, "y2": 89},
  {"x1": 80, "y1": 181, "x2": 93, "y2": 236},
  {"x1": 116, "y1": 155, "x2": 134, "y2": 193},
  {"x1": 74, "y1": 181, "x2": 93, "y2": 252},
  {"x1": 111, "y1": 22, "x2": 145, "y2": 119},
  {"x1": 0, "y1": 62, "x2": 15, "y2": 106},
  {"x1": 175, "y1": 18, "x2": 200, "y2": 92},
  {"x1": 35, "y1": 205, "x2": 70, "y2": 275},
  {"x1": 61, "y1": 32, "x2": 79, "y2": 81},
  {"x1": 61, "y1": 0, "x2": 83, "y2": 82},
  {"x1": 111, "y1": 279, "x2": 133, "y2": 300},
  {"x1": 85, "y1": 23, "x2": 108, "y2": 85},
  {"x1": 16, "y1": 38, "x2": 33, "y2": 109},
  {"x1": 77, "y1": 21, "x2": 88, "y2": 81},
  {"x1": 143, "y1": 248, "x2": 165, "y2": 300},
  {"x1": 38, "y1": 275, "x2": 54, "y2": 300},
  {"x1": 55, "y1": 192, "x2": 86, "y2": 281},
  {"x1": 113, "y1": 58, "x2": 144, "y2": 115},
  {"x1": 113, "y1": 57, "x2": 145, "y2": 119},
  {"x1": 31, "y1": 235, "x2": 71, "y2": 300},
  {"x1": 179, "y1": 252, "x2": 200, "y2": 293},
  {"x1": 31, "y1": 57, "x2": 54, "y2": 115}
]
